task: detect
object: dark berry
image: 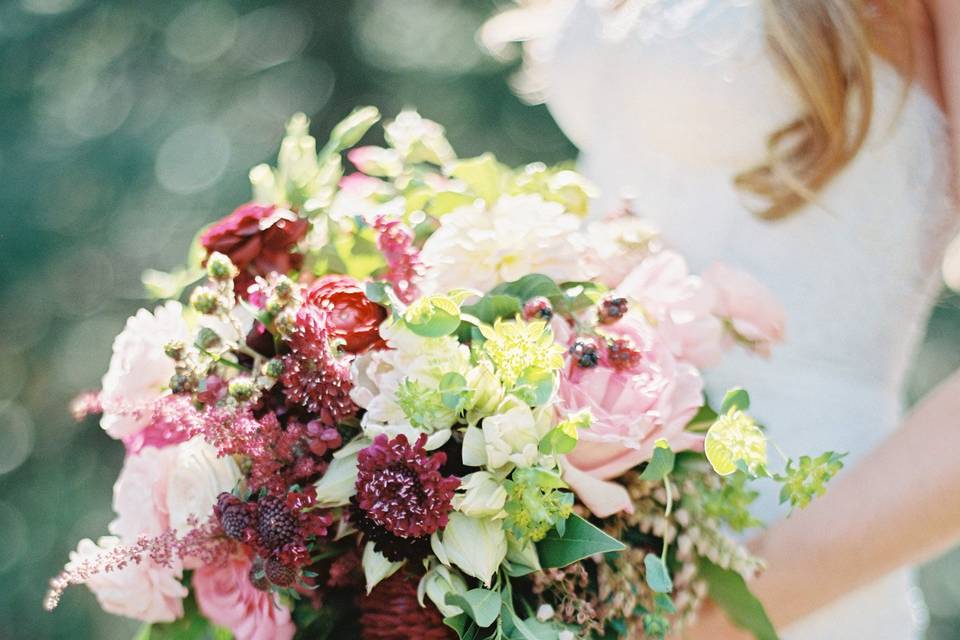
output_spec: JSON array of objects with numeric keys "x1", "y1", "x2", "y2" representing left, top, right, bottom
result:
[
  {"x1": 607, "y1": 337, "x2": 643, "y2": 371},
  {"x1": 256, "y1": 495, "x2": 298, "y2": 550},
  {"x1": 522, "y1": 296, "x2": 554, "y2": 321},
  {"x1": 598, "y1": 296, "x2": 629, "y2": 324},
  {"x1": 264, "y1": 557, "x2": 297, "y2": 587},
  {"x1": 215, "y1": 493, "x2": 252, "y2": 540},
  {"x1": 569, "y1": 338, "x2": 600, "y2": 368}
]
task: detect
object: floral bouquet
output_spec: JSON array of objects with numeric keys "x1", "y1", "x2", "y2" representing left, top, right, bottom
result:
[{"x1": 46, "y1": 108, "x2": 843, "y2": 640}]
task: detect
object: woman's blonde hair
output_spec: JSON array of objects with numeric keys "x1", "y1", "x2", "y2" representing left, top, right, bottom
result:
[
  {"x1": 482, "y1": 0, "x2": 911, "y2": 219},
  {"x1": 742, "y1": 0, "x2": 910, "y2": 219}
]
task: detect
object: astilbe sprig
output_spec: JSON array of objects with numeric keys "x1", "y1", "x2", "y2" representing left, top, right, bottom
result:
[{"x1": 44, "y1": 515, "x2": 234, "y2": 612}]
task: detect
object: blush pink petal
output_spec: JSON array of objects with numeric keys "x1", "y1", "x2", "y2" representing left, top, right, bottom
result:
[
  {"x1": 194, "y1": 555, "x2": 295, "y2": 640},
  {"x1": 559, "y1": 458, "x2": 634, "y2": 518}
]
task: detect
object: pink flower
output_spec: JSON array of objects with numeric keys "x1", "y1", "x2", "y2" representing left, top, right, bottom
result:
[
  {"x1": 110, "y1": 446, "x2": 178, "y2": 542},
  {"x1": 702, "y1": 262, "x2": 786, "y2": 356},
  {"x1": 557, "y1": 317, "x2": 704, "y2": 517},
  {"x1": 194, "y1": 555, "x2": 295, "y2": 640},
  {"x1": 616, "y1": 250, "x2": 724, "y2": 369},
  {"x1": 69, "y1": 537, "x2": 187, "y2": 623}
]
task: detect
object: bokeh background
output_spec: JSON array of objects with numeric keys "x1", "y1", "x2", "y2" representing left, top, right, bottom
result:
[{"x1": 0, "y1": 0, "x2": 958, "y2": 638}]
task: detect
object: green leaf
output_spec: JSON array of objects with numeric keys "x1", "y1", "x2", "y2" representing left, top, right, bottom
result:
[
  {"x1": 653, "y1": 592, "x2": 676, "y2": 614},
  {"x1": 721, "y1": 388, "x2": 750, "y2": 413},
  {"x1": 685, "y1": 402, "x2": 719, "y2": 432},
  {"x1": 449, "y1": 153, "x2": 503, "y2": 204},
  {"x1": 462, "y1": 294, "x2": 522, "y2": 325},
  {"x1": 639, "y1": 441, "x2": 675, "y2": 481},
  {"x1": 444, "y1": 614, "x2": 483, "y2": 640},
  {"x1": 439, "y1": 372, "x2": 470, "y2": 410},
  {"x1": 643, "y1": 553, "x2": 673, "y2": 594},
  {"x1": 698, "y1": 558, "x2": 779, "y2": 640},
  {"x1": 427, "y1": 190, "x2": 477, "y2": 217},
  {"x1": 536, "y1": 514, "x2": 625, "y2": 568},
  {"x1": 538, "y1": 424, "x2": 577, "y2": 456},
  {"x1": 365, "y1": 281, "x2": 389, "y2": 304},
  {"x1": 512, "y1": 366, "x2": 556, "y2": 407},
  {"x1": 134, "y1": 596, "x2": 233, "y2": 639},
  {"x1": 446, "y1": 588, "x2": 502, "y2": 628},
  {"x1": 403, "y1": 295, "x2": 462, "y2": 337},
  {"x1": 490, "y1": 274, "x2": 563, "y2": 302}
]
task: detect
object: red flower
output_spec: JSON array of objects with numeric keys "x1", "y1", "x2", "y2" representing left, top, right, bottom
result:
[
  {"x1": 200, "y1": 203, "x2": 309, "y2": 297},
  {"x1": 359, "y1": 572, "x2": 454, "y2": 640},
  {"x1": 352, "y1": 434, "x2": 459, "y2": 557},
  {"x1": 306, "y1": 275, "x2": 388, "y2": 353}
]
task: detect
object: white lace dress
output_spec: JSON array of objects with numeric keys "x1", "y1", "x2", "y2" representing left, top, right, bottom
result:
[{"x1": 541, "y1": 1, "x2": 958, "y2": 638}]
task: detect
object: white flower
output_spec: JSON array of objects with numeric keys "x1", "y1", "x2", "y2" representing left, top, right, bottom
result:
[
  {"x1": 100, "y1": 302, "x2": 191, "y2": 440},
  {"x1": 69, "y1": 536, "x2": 187, "y2": 623},
  {"x1": 362, "y1": 542, "x2": 405, "y2": 594},
  {"x1": 384, "y1": 110, "x2": 455, "y2": 165},
  {"x1": 434, "y1": 513, "x2": 506, "y2": 587},
  {"x1": 452, "y1": 471, "x2": 508, "y2": 519},
  {"x1": 350, "y1": 320, "x2": 470, "y2": 449},
  {"x1": 419, "y1": 194, "x2": 588, "y2": 294},
  {"x1": 418, "y1": 565, "x2": 469, "y2": 618},
  {"x1": 481, "y1": 397, "x2": 555, "y2": 470},
  {"x1": 536, "y1": 604, "x2": 555, "y2": 622},
  {"x1": 166, "y1": 438, "x2": 241, "y2": 534}
]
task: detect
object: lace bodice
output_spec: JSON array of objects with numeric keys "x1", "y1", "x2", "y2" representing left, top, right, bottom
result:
[{"x1": 542, "y1": 1, "x2": 956, "y2": 636}]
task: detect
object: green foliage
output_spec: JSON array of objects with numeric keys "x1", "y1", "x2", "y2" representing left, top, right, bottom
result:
[
  {"x1": 536, "y1": 514, "x2": 625, "y2": 568},
  {"x1": 323, "y1": 106, "x2": 381, "y2": 156},
  {"x1": 490, "y1": 274, "x2": 564, "y2": 302},
  {"x1": 512, "y1": 366, "x2": 556, "y2": 407},
  {"x1": 448, "y1": 153, "x2": 507, "y2": 204},
  {"x1": 698, "y1": 471, "x2": 763, "y2": 533},
  {"x1": 698, "y1": 558, "x2": 779, "y2": 640},
  {"x1": 396, "y1": 377, "x2": 457, "y2": 430},
  {"x1": 504, "y1": 468, "x2": 574, "y2": 544},
  {"x1": 403, "y1": 295, "x2": 462, "y2": 337},
  {"x1": 446, "y1": 588, "x2": 502, "y2": 628},
  {"x1": 720, "y1": 388, "x2": 751, "y2": 413},
  {"x1": 639, "y1": 441, "x2": 676, "y2": 481},
  {"x1": 643, "y1": 553, "x2": 673, "y2": 594},
  {"x1": 133, "y1": 596, "x2": 232, "y2": 640},
  {"x1": 462, "y1": 294, "x2": 523, "y2": 325},
  {"x1": 775, "y1": 451, "x2": 846, "y2": 510}
]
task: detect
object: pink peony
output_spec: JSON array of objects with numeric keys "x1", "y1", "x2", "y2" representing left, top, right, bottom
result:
[
  {"x1": 557, "y1": 317, "x2": 704, "y2": 517},
  {"x1": 194, "y1": 555, "x2": 295, "y2": 640},
  {"x1": 616, "y1": 250, "x2": 724, "y2": 369},
  {"x1": 70, "y1": 536, "x2": 187, "y2": 623},
  {"x1": 702, "y1": 262, "x2": 786, "y2": 356}
]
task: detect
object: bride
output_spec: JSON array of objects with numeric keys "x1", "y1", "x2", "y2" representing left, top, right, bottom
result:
[{"x1": 485, "y1": 1, "x2": 960, "y2": 638}]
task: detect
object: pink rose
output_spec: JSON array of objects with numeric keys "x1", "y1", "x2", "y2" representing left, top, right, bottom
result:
[
  {"x1": 616, "y1": 250, "x2": 724, "y2": 369},
  {"x1": 194, "y1": 555, "x2": 295, "y2": 640},
  {"x1": 557, "y1": 317, "x2": 704, "y2": 517},
  {"x1": 702, "y1": 262, "x2": 786, "y2": 356}
]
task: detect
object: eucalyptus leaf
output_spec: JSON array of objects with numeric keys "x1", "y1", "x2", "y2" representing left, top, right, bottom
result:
[
  {"x1": 462, "y1": 294, "x2": 522, "y2": 325},
  {"x1": 639, "y1": 442, "x2": 675, "y2": 481},
  {"x1": 490, "y1": 274, "x2": 563, "y2": 302},
  {"x1": 643, "y1": 553, "x2": 673, "y2": 594},
  {"x1": 720, "y1": 388, "x2": 751, "y2": 413},
  {"x1": 536, "y1": 514, "x2": 625, "y2": 568},
  {"x1": 445, "y1": 588, "x2": 501, "y2": 628},
  {"x1": 699, "y1": 558, "x2": 779, "y2": 640}
]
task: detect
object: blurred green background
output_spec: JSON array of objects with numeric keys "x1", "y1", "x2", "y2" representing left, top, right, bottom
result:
[{"x1": 0, "y1": 0, "x2": 957, "y2": 638}]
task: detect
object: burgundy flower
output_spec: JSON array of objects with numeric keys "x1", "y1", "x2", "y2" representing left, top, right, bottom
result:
[
  {"x1": 306, "y1": 275, "x2": 387, "y2": 353},
  {"x1": 359, "y1": 571, "x2": 454, "y2": 640},
  {"x1": 280, "y1": 306, "x2": 358, "y2": 424},
  {"x1": 200, "y1": 203, "x2": 309, "y2": 297},
  {"x1": 351, "y1": 434, "x2": 459, "y2": 561}
]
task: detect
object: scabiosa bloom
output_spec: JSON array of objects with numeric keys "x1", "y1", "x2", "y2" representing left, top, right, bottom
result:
[
  {"x1": 359, "y1": 571, "x2": 453, "y2": 640},
  {"x1": 351, "y1": 434, "x2": 459, "y2": 562},
  {"x1": 372, "y1": 214, "x2": 424, "y2": 303},
  {"x1": 253, "y1": 489, "x2": 332, "y2": 569},
  {"x1": 200, "y1": 203, "x2": 309, "y2": 298},
  {"x1": 280, "y1": 305, "x2": 357, "y2": 424},
  {"x1": 306, "y1": 275, "x2": 388, "y2": 353}
]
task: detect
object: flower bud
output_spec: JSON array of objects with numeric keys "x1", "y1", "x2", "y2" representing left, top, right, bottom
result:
[
  {"x1": 206, "y1": 252, "x2": 238, "y2": 281},
  {"x1": 262, "y1": 358, "x2": 284, "y2": 379},
  {"x1": 190, "y1": 287, "x2": 220, "y2": 315},
  {"x1": 194, "y1": 327, "x2": 221, "y2": 350},
  {"x1": 227, "y1": 377, "x2": 255, "y2": 401},
  {"x1": 164, "y1": 340, "x2": 185, "y2": 360},
  {"x1": 169, "y1": 373, "x2": 195, "y2": 393}
]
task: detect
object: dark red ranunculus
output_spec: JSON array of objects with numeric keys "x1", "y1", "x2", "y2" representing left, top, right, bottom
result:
[
  {"x1": 200, "y1": 203, "x2": 309, "y2": 297},
  {"x1": 306, "y1": 275, "x2": 388, "y2": 353}
]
